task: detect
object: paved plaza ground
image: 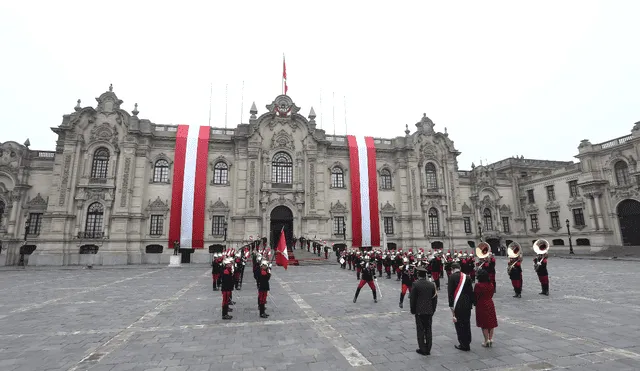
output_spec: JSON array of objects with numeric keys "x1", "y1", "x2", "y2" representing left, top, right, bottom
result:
[{"x1": 0, "y1": 257, "x2": 639, "y2": 371}]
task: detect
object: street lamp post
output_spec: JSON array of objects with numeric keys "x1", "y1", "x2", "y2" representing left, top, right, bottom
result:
[
  {"x1": 478, "y1": 222, "x2": 483, "y2": 241},
  {"x1": 24, "y1": 219, "x2": 30, "y2": 242},
  {"x1": 566, "y1": 219, "x2": 574, "y2": 254},
  {"x1": 343, "y1": 220, "x2": 347, "y2": 241},
  {"x1": 223, "y1": 220, "x2": 228, "y2": 242}
]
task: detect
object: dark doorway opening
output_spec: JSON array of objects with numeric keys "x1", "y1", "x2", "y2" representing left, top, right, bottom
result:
[
  {"x1": 334, "y1": 243, "x2": 347, "y2": 252},
  {"x1": 209, "y1": 244, "x2": 225, "y2": 254},
  {"x1": 270, "y1": 206, "x2": 293, "y2": 249},
  {"x1": 180, "y1": 249, "x2": 193, "y2": 263},
  {"x1": 387, "y1": 242, "x2": 397, "y2": 250},
  {"x1": 618, "y1": 199, "x2": 640, "y2": 246},
  {"x1": 431, "y1": 241, "x2": 444, "y2": 250},
  {"x1": 486, "y1": 238, "x2": 500, "y2": 254}
]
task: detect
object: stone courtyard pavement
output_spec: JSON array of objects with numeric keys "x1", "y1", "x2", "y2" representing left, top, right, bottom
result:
[{"x1": 0, "y1": 258, "x2": 639, "y2": 371}]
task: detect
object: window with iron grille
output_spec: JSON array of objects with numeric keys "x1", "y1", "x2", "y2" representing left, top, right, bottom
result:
[
  {"x1": 502, "y1": 217, "x2": 510, "y2": 233},
  {"x1": 334, "y1": 216, "x2": 345, "y2": 235},
  {"x1": 527, "y1": 189, "x2": 535, "y2": 204},
  {"x1": 425, "y1": 163, "x2": 438, "y2": 190},
  {"x1": 384, "y1": 217, "x2": 394, "y2": 235},
  {"x1": 272, "y1": 152, "x2": 293, "y2": 184},
  {"x1": 530, "y1": 214, "x2": 539, "y2": 230},
  {"x1": 572, "y1": 208, "x2": 585, "y2": 226},
  {"x1": 550, "y1": 211, "x2": 560, "y2": 229},
  {"x1": 428, "y1": 208, "x2": 439, "y2": 236},
  {"x1": 27, "y1": 213, "x2": 43, "y2": 235},
  {"x1": 463, "y1": 217, "x2": 472, "y2": 233},
  {"x1": 0, "y1": 200, "x2": 5, "y2": 227},
  {"x1": 546, "y1": 185, "x2": 556, "y2": 201},
  {"x1": 568, "y1": 180, "x2": 579, "y2": 198},
  {"x1": 483, "y1": 208, "x2": 493, "y2": 231},
  {"x1": 380, "y1": 169, "x2": 392, "y2": 189},
  {"x1": 213, "y1": 162, "x2": 229, "y2": 185},
  {"x1": 149, "y1": 215, "x2": 163, "y2": 235},
  {"x1": 615, "y1": 161, "x2": 630, "y2": 185},
  {"x1": 91, "y1": 148, "x2": 109, "y2": 179},
  {"x1": 331, "y1": 167, "x2": 345, "y2": 188},
  {"x1": 85, "y1": 202, "x2": 104, "y2": 237},
  {"x1": 212, "y1": 216, "x2": 226, "y2": 236},
  {"x1": 153, "y1": 160, "x2": 169, "y2": 183}
]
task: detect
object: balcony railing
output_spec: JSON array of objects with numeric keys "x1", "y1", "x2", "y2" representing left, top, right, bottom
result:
[
  {"x1": 428, "y1": 231, "x2": 446, "y2": 237},
  {"x1": 598, "y1": 134, "x2": 633, "y2": 150},
  {"x1": 89, "y1": 178, "x2": 108, "y2": 184},
  {"x1": 77, "y1": 231, "x2": 104, "y2": 239}
]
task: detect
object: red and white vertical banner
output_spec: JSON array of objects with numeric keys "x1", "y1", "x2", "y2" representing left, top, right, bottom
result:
[
  {"x1": 347, "y1": 135, "x2": 381, "y2": 248},
  {"x1": 282, "y1": 54, "x2": 288, "y2": 95},
  {"x1": 169, "y1": 125, "x2": 210, "y2": 249}
]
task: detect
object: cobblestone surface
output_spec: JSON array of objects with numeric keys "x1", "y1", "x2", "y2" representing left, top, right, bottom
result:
[{"x1": 0, "y1": 257, "x2": 638, "y2": 370}]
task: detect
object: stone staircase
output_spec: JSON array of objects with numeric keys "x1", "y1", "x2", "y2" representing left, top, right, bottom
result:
[{"x1": 290, "y1": 247, "x2": 337, "y2": 266}]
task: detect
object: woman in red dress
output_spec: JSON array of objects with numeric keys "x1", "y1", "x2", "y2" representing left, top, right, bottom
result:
[{"x1": 474, "y1": 269, "x2": 498, "y2": 347}]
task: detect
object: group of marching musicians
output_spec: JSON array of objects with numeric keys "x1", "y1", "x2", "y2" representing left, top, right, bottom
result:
[
  {"x1": 338, "y1": 238, "x2": 551, "y2": 303},
  {"x1": 210, "y1": 246, "x2": 274, "y2": 320}
]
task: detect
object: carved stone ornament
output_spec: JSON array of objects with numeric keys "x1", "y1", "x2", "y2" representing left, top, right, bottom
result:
[
  {"x1": 609, "y1": 185, "x2": 640, "y2": 200},
  {"x1": 25, "y1": 193, "x2": 48, "y2": 211},
  {"x1": 525, "y1": 203, "x2": 539, "y2": 214},
  {"x1": 271, "y1": 129, "x2": 295, "y2": 150},
  {"x1": 380, "y1": 201, "x2": 396, "y2": 214},
  {"x1": 266, "y1": 95, "x2": 301, "y2": 118},
  {"x1": 499, "y1": 204, "x2": 512, "y2": 216},
  {"x1": 567, "y1": 197, "x2": 586, "y2": 208},
  {"x1": 330, "y1": 200, "x2": 348, "y2": 215},
  {"x1": 545, "y1": 200, "x2": 561, "y2": 212},
  {"x1": 208, "y1": 198, "x2": 230, "y2": 218},
  {"x1": 480, "y1": 195, "x2": 494, "y2": 209},
  {"x1": 89, "y1": 122, "x2": 117, "y2": 143},
  {"x1": 145, "y1": 196, "x2": 169, "y2": 217},
  {"x1": 462, "y1": 202, "x2": 472, "y2": 214}
]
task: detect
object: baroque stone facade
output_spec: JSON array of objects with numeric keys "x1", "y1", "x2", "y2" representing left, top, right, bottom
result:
[{"x1": 1, "y1": 86, "x2": 638, "y2": 265}]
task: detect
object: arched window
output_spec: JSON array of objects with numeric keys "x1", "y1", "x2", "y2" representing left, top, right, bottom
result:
[
  {"x1": 483, "y1": 208, "x2": 493, "y2": 231},
  {"x1": 84, "y1": 202, "x2": 104, "y2": 238},
  {"x1": 425, "y1": 163, "x2": 438, "y2": 189},
  {"x1": 614, "y1": 161, "x2": 630, "y2": 185},
  {"x1": 380, "y1": 169, "x2": 392, "y2": 190},
  {"x1": 213, "y1": 161, "x2": 229, "y2": 185},
  {"x1": 428, "y1": 208, "x2": 440, "y2": 236},
  {"x1": 153, "y1": 159, "x2": 169, "y2": 183},
  {"x1": 0, "y1": 200, "x2": 5, "y2": 226},
  {"x1": 272, "y1": 152, "x2": 293, "y2": 185},
  {"x1": 91, "y1": 148, "x2": 110, "y2": 179},
  {"x1": 331, "y1": 167, "x2": 344, "y2": 188}
]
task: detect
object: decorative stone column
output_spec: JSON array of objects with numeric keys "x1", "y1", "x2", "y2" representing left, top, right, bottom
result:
[
  {"x1": 593, "y1": 193, "x2": 605, "y2": 230},
  {"x1": 6, "y1": 194, "x2": 21, "y2": 235}
]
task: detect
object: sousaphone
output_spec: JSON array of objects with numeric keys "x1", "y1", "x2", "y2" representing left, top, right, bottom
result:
[
  {"x1": 507, "y1": 241, "x2": 522, "y2": 258},
  {"x1": 476, "y1": 242, "x2": 491, "y2": 259},
  {"x1": 532, "y1": 239, "x2": 550, "y2": 255}
]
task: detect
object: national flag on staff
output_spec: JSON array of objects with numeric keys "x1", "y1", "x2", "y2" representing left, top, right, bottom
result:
[
  {"x1": 275, "y1": 229, "x2": 289, "y2": 270},
  {"x1": 282, "y1": 54, "x2": 288, "y2": 95},
  {"x1": 169, "y1": 125, "x2": 210, "y2": 249},
  {"x1": 347, "y1": 135, "x2": 381, "y2": 248}
]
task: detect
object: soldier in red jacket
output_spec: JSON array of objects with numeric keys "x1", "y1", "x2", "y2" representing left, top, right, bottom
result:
[{"x1": 257, "y1": 260, "x2": 272, "y2": 318}]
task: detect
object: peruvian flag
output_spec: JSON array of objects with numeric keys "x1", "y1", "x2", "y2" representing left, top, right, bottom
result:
[
  {"x1": 347, "y1": 136, "x2": 381, "y2": 247},
  {"x1": 169, "y1": 125, "x2": 210, "y2": 249},
  {"x1": 282, "y1": 55, "x2": 288, "y2": 95},
  {"x1": 275, "y1": 229, "x2": 289, "y2": 270}
]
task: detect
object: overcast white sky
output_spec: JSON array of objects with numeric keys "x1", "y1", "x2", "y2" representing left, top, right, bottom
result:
[{"x1": 1, "y1": 1, "x2": 638, "y2": 169}]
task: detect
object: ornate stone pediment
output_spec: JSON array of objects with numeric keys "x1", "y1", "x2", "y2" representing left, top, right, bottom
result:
[
  {"x1": 76, "y1": 188, "x2": 114, "y2": 203},
  {"x1": 525, "y1": 203, "x2": 539, "y2": 214},
  {"x1": 145, "y1": 196, "x2": 169, "y2": 217},
  {"x1": 422, "y1": 199, "x2": 440, "y2": 210},
  {"x1": 609, "y1": 185, "x2": 640, "y2": 200},
  {"x1": 25, "y1": 193, "x2": 48, "y2": 210},
  {"x1": 266, "y1": 95, "x2": 301, "y2": 118},
  {"x1": 480, "y1": 195, "x2": 494, "y2": 209},
  {"x1": 545, "y1": 200, "x2": 560, "y2": 212},
  {"x1": 89, "y1": 122, "x2": 118, "y2": 145},
  {"x1": 462, "y1": 202, "x2": 472, "y2": 214},
  {"x1": 329, "y1": 200, "x2": 348, "y2": 215},
  {"x1": 380, "y1": 201, "x2": 396, "y2": 214},
  {"x1": 567, "y1": 197, "x2": 585, "y2": 208},
  {"x1": 209, "y1": 198, "x2": 230, "y2": 212},
  {"x1": 329, "y1": 161, "x2": 347, "y2": 172},
  {"x1": 271, "y1": 129, "x2": 295, "y2": 150},
  {"x1": 499, "y1": 204, "x2": 512, "y2": 216}
]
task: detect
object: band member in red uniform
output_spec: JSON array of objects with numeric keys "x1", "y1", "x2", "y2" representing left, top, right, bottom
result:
[
  {"x1": 533, "y1": 239, "x2": 550, "y2": 296},
  {"x1": 399, "y1": 258, "x2": 415, "y2": 308},
  {"x1": 257, "y1": 260, "x2": 271, "y2": 318},
  {"x1": 444, "y1": 252, "x2": 453, "y2": 279},
  {"x1": 353, "y1": 256, "x2": 378, "y2": 303},
  {"x1": 383, "y1": 252, "x2": 392, "y2": 279},
  {"x1": 507, "y1": 242, "x2": 523, "y2": 298},
  {"x1": 211, "y1": 253, "x2": 222, "y2": 291},
  {"x1": 376, "y1": 252, "x2": 383, "y2": 277},
  {"x1": 429, "y1": 253, "x2": 443, "y2": 291},
  {"x1": 234, "y1": 252, "x2": 244, "y2": 290},
  {"x1": 394, "y1": 252, "x2": 403, "y2": 281},
  {"x1": 355, "y1": 252, "x2": 363, "y2": 280},
  {"x1": 221, "y1": 258, "x2": 235, "y2": 320}
]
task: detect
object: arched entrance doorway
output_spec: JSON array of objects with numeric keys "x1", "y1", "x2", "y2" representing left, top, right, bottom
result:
[
  {"x1": 486, "y1": 238, "x2": 500, "y2": 254},
  {"x1": 431, "y1": 241, "x2": 444, "y2": 250},
  {"x1": 617, "y1": 199, "x2": 640, "y2": 246},
  {"x1": 270, "y1": 206, "x2": 293, "y2": 248}
]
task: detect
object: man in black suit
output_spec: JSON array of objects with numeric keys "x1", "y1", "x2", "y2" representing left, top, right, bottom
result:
[
  {"x1": 447, "y1": 261, "x2": 475, "y2": 351},
  {"x1": 410, "y1": 266, "x2": 438, "y2": 356}
]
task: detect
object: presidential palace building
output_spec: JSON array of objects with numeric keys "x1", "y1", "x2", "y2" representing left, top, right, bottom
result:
[{"x1": 1, "y1": 86, "x2": 639, "y2": 266}]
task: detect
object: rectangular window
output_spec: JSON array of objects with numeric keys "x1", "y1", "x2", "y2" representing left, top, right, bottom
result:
[
  {"x1": 502, "y1": 217, "x2": 510, "y2": 233},
  {"x1": 568, "y1": 180, "x2": 579, "y2": 198},
  {"x1": 572, "y1": 208, "x2": 585, "y2": 226},
  {"x1": 384, "y1": 217, "x2": 394, "y2": 235},
  {"x1": 334, "y1": 216, "x2": 345, "y2": 235},
  {"x1": 149, "y1": 215, "x2": 163, "y2": 236},
  {"x1": 27, "y1": 213, "x2": 43, "y2": 235},
  {"x1": 546, "y1": 185, "x2": 555, "y2": 201},
  {"x1": 212, "y1": 216, "x2": 226, "y2": 236},
  {"x1": 530, "y1": 214, "x2": 539, "y2": 230},
  {"x1": 463, "y1": 217, "x2": 472, "y2": 233},
  {"x1": 550, "y1": 211, "x2": 560, "y2": 229},
  {"x1": 527, "y1": 189, "x2": 535, "y2": 204}
]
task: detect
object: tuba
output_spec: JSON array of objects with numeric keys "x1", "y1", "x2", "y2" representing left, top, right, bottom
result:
[
  {"x1": 475, "y1": 242, "x2": 490, "y2": 272},
  {"x1": 507, "y1": 241, "x2": 522, "y2": 274},
  {"x1": 532, "y1": 239, "x2": 550, "y2": 271}
]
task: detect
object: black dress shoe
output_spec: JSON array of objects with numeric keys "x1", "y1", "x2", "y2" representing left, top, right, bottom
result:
[
  {"x1": 455, "y1": 345, "x2": 470, "y2": 351},
  {"x1": 415, "y1": 349, "x2": 428, "y2": 356}
]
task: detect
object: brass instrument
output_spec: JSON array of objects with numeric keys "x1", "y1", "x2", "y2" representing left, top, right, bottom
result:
[
  {"x1": 532, "y1": 239, "x2": 550, "y2": 271},
  {"x1": 507, "y1": 241, "x2": 522, "y2": 274}
]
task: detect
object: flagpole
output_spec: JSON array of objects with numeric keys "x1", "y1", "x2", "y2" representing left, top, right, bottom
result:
[
  {"x1": 240, "y1": 80, "x2": 245, "y2": 124},
  {"x1": 224, "y1": 84, "x2": 228, "y2": 129},
  {"x1": 208, "y1": 83, "x2": 212, "y2": 127},
  {"x1": 344, "y1": 96, "x2": 347, "y2": 135}
]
